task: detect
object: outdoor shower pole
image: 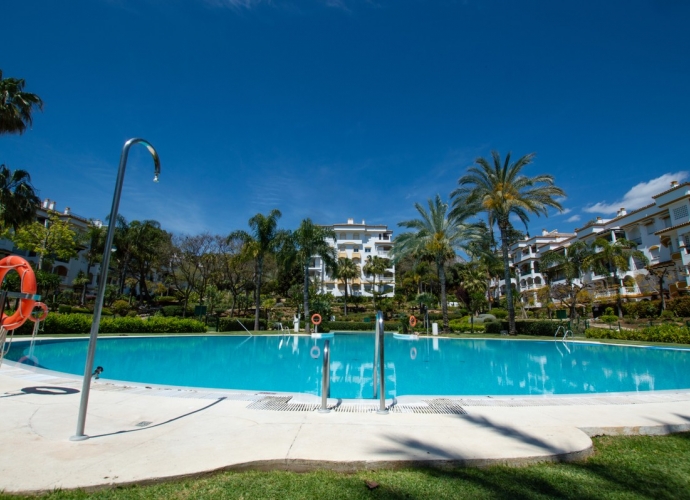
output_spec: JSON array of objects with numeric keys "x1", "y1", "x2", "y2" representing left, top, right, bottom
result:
[
  {"x1": 71, "y1": 138, "x2": 160, "y2": 441},
  {"x1": 375, "y1": 310, "x2": 388, "y2": 414}
]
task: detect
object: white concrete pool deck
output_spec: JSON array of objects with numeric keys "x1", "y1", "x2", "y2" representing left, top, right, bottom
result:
[{"x1": 1, "y1": 360, "x2": 690, "y2": 493}]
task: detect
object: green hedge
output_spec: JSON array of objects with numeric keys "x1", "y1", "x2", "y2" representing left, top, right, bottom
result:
[
  {"x1": 15, "y1": 313, "x2": 206, "y2": 335},
  {"x1": 218, "y1": 317, "x2": 267, "y2": 332},
  {"x1": 479, "y1": 320, "x2": 564, "y2": 336},
  {"x1": 322, "y1": 321, "x2": 399, "y2": 332},
  {"x1": 585, "y1": 324, "x2": 690, "y2": 344}
]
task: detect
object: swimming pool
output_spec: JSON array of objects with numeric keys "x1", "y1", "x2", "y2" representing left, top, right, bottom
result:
[{"x1": 6, "y1": 334, "x2": 690, "y2": 399}]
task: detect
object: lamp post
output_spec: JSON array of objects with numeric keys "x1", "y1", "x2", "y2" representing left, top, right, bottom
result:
[{"x1": 71, "y1": 138, "x2": 160, "y2": 441}]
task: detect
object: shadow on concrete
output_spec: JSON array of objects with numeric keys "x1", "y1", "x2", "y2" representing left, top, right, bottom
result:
[
  {"x1": 374, "y1": 413, "x2": 571, "y2": 461},
  {"x1": 0, "y1": 386, "x2": 79, "y2": 398},
  {"x1": 88, "y1": 397, "x2": 226, "y2": 439}
]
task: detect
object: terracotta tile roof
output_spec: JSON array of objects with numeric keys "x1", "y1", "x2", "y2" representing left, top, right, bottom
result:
[
  {"x1": 652, "y1": 182, "x2": 690, "y2": 199},
  {"x1": 655, "y1": 220, "x2": 690, "y2": 235}
]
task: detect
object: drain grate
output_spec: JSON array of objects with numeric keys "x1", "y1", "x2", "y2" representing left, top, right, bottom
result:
[{"x1": 246, "y1": 396, "x2": 466, "y2": 415}]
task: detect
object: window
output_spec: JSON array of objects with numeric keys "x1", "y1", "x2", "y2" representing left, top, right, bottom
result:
[
  {"x1": 663, "y1": 217, "x2": 671, "y2": 228},
  {"x1": 365, "y1": 247, "x2": 371, "y2": 253},
  {"x1": 354, "y1": 233, "x2": 359, "y2": 240},
  {"x1": 673, "y1": 205, "x2": 689, "y2": 221},
  {"x1": 646, "y1": 223, "x2": 655, "y2": 235},
  {"x1": 353, "y1": 246, "x2": 359, "y2": 253}
]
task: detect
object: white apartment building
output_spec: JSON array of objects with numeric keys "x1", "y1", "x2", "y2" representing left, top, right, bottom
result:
[
  {"x1": 499, "y1": 180, "x2": 686, "y2": 308},
  {"x1": 0, "y1": 199, "x2": 102, "y2": 295},
  {"x1": 311, "y1": 218, "x2": 395, "y2": 299}
]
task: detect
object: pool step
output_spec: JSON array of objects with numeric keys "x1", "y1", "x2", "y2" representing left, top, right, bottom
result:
[{"x1": 246, "y1": 396, "x2": 467, "y2": 415}]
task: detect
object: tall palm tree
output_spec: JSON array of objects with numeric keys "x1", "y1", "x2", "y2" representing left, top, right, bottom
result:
[
  {"x1": 289, "y1": 218, "x2": 336, "y2": 334},
  {"x1": 229, "y1": 209, "x2": 287, "y2": 331},
  {"x1": 335, "y1": 257, "x2": 359, "y2": 316},
  {"x1": 392, "y1": 195, "x2": 478, "y2": 332},
  {"x1": 0, "y1": 165, "x2": 40, "y2": 232},
  {"x1": 540, "y1": 241, "x2": 592, "y2": 320},
  {"x1": 0, "y1": 70, "x2": 44, "y2": 135},
  {"x1": 584, "y1": 237, "x2": 648, "y2": 318},
  {"x1": 451, "y1": 151, "x2": 565, "y2": 335},
  {"x1": 362, "y1": 255, "x2": 390, "y2": 308}
]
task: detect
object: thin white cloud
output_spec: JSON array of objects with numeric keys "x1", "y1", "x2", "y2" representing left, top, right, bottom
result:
[
  {"x1": 560, "y1": 208, "x2": 572, "y2": 215},
  {"x1": 566, "y1": 215, "x2": 581, "y2": 223},
  {"x1": 584, "y1": 171, "x2": 689, "y2": 214}
]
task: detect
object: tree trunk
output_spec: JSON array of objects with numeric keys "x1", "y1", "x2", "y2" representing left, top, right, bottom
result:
[
  {"x1": 438, "y1": 260, "x2": 448, "y2": 333},
  {"x1": 614, "y1": 271, "x2": 623, "y2": 319},
  {"x1": 254, "y1": 259, "x2": 263, "y2": 331},
  {"x1": 344, "y1": 279, "x2": 349, "y2": 316},
  {"x1": 499, "y1": 224, "x2": 517, "y2": 335},
  {"x1": 303, "y1": 262, "x2": 311, "y2": 334}
]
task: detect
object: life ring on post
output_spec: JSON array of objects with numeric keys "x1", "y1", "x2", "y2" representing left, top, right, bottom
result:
[
  {"x1": 29, "y1": 302, "x2": 49, "y2": 323},
  {"x1": 311, "y1": 313, "x2": 322, "y2": 325},
  {"x1": 409, "y1": 315, "x2": 417, "y2": 327},
  {"x1": 0, "y1": 256, "x2": 37, "y2": 331}
]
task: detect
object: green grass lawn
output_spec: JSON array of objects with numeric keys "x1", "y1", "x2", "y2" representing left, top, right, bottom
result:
[{"x1": 2, "y1": 432, "x2": 690, "y2": 499}]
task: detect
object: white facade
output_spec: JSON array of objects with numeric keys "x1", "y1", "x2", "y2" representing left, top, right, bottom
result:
[
  {"x1": 0, "y1": 199, "x2": 102, "y2": 295},
  {"x1": 313, "y1": 218, "x2": 395, "y2": 298},
  {"x1": 498, "y1": 180, "x2": 686, "y2": 308}
]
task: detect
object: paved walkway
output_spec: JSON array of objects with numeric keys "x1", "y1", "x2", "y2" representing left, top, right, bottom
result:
[{"x1": 1, "y1": 361, "x2": 690, "y2": 493}]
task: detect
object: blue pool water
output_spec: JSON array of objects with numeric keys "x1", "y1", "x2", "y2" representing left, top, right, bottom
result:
[{"x1": 6, "y1": 334, "x2": 690, "y2": 398}]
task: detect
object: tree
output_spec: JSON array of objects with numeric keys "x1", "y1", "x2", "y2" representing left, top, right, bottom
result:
[
  {"x1": 127, "y1": 220, "x2": 169, "y2": 302},
  {"x1": 12, "y1": 213, "x2": 79, "y2": 270},
  {"x1": 335, "y1": 257, "x2": 359, "y2": 316},
  {"x1": 72, "y1": 270, "x2": 90, "y2": 305},
  {"x1": 392, "y1": 195, "x2": 478, "y2": 333},
  {"x1": 213, "y1": 235, "x2": 253, "y2": 317},
  {"x1": 539, "y1": 241, "x2": 593, "y2": 320},
  {"x1": 362, "y1": 255, "x2": 390, "y2": 308},
  {"x1": 81, "y1": 222, "x2": 106, "y2": 301},
  {"x1": 0, "y1": 165, "x2": 41, "y2": 233},
  {"x1": 451, "y1": 151, "x2": 565, "y2": 335},
  {"x1": 0, "y1": 70, "x2": 43, "y2": 135},
  {"x1": 635, "y1": 262, "x2": 674, "y2": 311},
  {"x1": 584, "y1": 237, "x2": 649, "y2": 318},
  {"x1": 169, "y1": 234, "x2": 215, "y2": 317},
  {"x1": 229, "y1": 210, "x2": 288, "y2": 331},
  {"x1": 288, "y1": 218, "x2": 336, "y2": 334}
]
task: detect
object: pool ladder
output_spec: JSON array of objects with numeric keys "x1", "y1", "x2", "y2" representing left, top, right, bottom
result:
[{"x1": 555, "y1": 325, "x2": 573, "y2": 341}]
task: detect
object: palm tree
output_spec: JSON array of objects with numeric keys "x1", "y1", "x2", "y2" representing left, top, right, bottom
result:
[
  {"x1": 229, "y1": 210, "x2": 287, "y2": 331},
  {"x1": 584, "y1": 237, "x2": 648, "y2": 318},
  {"x1": 0, "y1": 165, "x2": 40, "y2": 232},
  {"x1": 0, "y1": 70, "x2": 44, "y2": 135},
  {"x1": 451, "y1": 151, "x2": 565, "y2": 335},
  {"x1": 289, "y1": 218, "x2": 336, "y2": 334},
  {"x1": 335, "y1": 257, "x2": 359, "y2": 316},
  {"x1": 362, "y1": 255, "x2": 390, "y2": 308},
  {"x1": 540, "y1": 241, "x2": 593, "y2": 320},
  {"x1": 392, "y1": 195, "x2": 478, "y2": 333},
  {"x1": 82, "y1": 222, "x2": 106, "y2": 301}
]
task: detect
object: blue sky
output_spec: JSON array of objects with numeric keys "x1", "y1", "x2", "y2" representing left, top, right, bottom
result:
[{"x1": 2, "y1": 0, "x2": 689, "y2": 237}]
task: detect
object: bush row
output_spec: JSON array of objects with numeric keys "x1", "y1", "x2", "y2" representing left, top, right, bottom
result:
[
  {"x1": 482, "y1": 320, "x2": 564, "y2": 336},
  {"x1": 16, "y1": 313, "x2": 206, "y2": 335},
  {"x1": 218, "y1": 318, "x2": 268, "y2": 332},
  {"x1": 585, "y1": 324, "x2": 690, "y2": 344}
]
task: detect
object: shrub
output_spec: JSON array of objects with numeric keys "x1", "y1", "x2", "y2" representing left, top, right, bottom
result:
[
  {"x1": 57, "y1": 305, "x2": 72, "y2": 314},
  {"x1": 600, "y1": 315, "x2": 618, "y2": 325},
  {"x1": 15, "y1": 313, "x2": 206, "y2": 335},
  {"x1": 484, "y1": 321, "x2": 503, "y2": 334},
  {"x1": 448, "y1": 319, "x2": 485, "y2": 333},
  {"x1": 669, "y1": 297, "x2": 690, "y2": 318},
  {"x1": 155, "y1": 296, "x2": 178, "y2": 304},
  {"x1": 112, "y1": 299, "x2": 130, "y2": 317},
  {"x1": 660, "y1": 310, "x2": 676, "y2": 321},
  {"x1": 585, "y1": 324, "x2": 690, "y2": 344},
  {"x1": 622, "y1": 300, "x2": 662, "y2": 319},
  {"x1": 70, "y1": 306, "x2": 91, "y2": 314},
  {"x1": 488, "y1": 320, "x2": 563, "y2": 336},
  {"x1": 218, "y1": 318, "x2": 267, "y2": 332},
  {"x1": 490, "y1": 308, "x2": 508, "y2": 320}
]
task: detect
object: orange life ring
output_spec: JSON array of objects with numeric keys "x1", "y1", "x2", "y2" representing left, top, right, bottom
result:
[
  {"x1": 409, "y1": 315, "x2": 417, "y2": 327},
  {"x1": 0, "y1": 256, "x2": 37, "y2": 331},
  {"x1": 29, "y1": 302, "x2": 49, "y2": 322},
  {"x1": 311, "y1": 313, "x2": 322, "y2": 325}
]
